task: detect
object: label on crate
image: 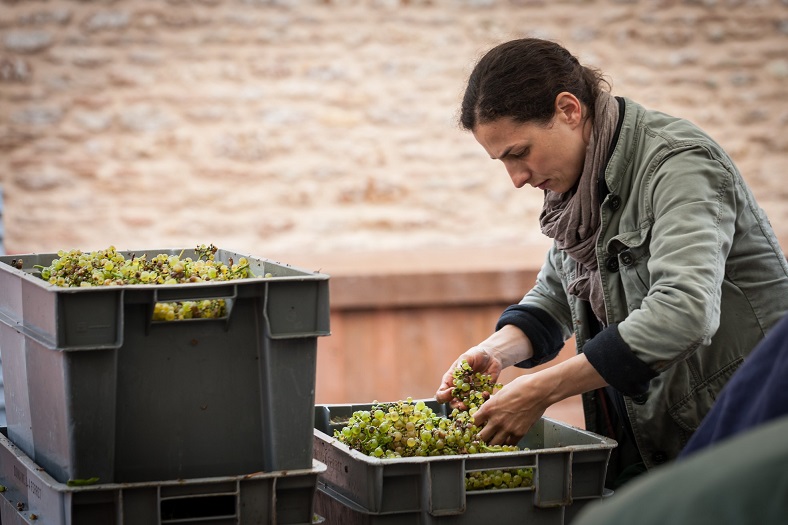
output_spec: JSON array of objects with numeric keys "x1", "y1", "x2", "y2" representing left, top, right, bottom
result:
[{"x1": 13, "y1": 464, "x2": 41, "y2": 500}]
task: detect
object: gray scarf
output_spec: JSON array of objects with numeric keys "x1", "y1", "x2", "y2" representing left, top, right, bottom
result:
[{"x1": 539, "y1": 92, "x2": 619, "y2": 325}]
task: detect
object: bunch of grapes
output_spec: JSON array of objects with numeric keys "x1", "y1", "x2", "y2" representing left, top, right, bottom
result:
[
  {"x1": 450, "y1": 359, "x2": 502, "y2": 411},
  {"x1": 451, "y1": 362, "x2": 535, "y2": 491},
  {"x1": 335, "y1": 397, "x2": 516, "y2": 459},
  {"x1": 335, "y1": 360, "x2": 516, "y2": 456},
  {"x1": 465, "y1": 468, "x2": 534, "y2": 491},
  {"x1": 36, "y1": 244, "x2": 252, "y2": 287},
  {"x1": 152, "y1": 299, "x2": 227, "y2": 321},
  {"x1": 334, "y1": 360, "x2": 536, "y2": 490},
  {"x1": 35, "y1": 244, "x2": 255, "y2": 321}
]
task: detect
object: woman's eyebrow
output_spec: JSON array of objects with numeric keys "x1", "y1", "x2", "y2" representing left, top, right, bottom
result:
[{"x1": 492, "y1": 145, "x2": 514, "y2": 160}]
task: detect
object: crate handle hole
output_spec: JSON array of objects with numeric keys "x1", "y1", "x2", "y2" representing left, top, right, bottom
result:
[
  {"x1": 161, "y1": 494, "x2": 236, "y2": 521},
  {"x1": 152, "y1": 297, "x2": 233, "y2": 322}
]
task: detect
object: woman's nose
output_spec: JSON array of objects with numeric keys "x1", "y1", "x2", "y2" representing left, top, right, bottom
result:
[{"x1": 507, "y1": 166, "x2": 531, "y2": 188}]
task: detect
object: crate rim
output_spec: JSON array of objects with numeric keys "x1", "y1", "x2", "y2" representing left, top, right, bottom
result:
[
  {"x1": 0, "y1": 427, "x2": 327, "y2": 492},
  {"x1": 0, "y1": 246, "x2": 331, "y2": 291},
  {"x1": 314, "y1": 415, "x2": 618, "y2": 465}
]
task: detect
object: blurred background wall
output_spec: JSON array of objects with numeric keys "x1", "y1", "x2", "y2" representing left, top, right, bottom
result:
[
  {"x1": 1, "y1": 0, "x2": 786, "y2": 422},
  {"x1": 2, "y1": 0, "x2": 786, "y2": 255}
]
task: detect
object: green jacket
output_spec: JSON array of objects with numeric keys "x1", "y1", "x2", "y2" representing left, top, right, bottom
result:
[{"x1": 500, "y1": 98, "x2": 788, "y2": 469}]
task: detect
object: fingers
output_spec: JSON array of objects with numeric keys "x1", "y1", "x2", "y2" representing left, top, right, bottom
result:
[
  {"x1": 436, "y1": 351, "x2": 488, "y2": 394},
  {"x1": 435, "y1": 347, "x2": 501, "y2": 405},
  {"x1": 464, "y1": 351, "x2": 488, "y2": 372},
  {"x1": 435, "y1": 355, "x2": 472, "y2": 402},
  {"x1": 477, "y1": 421, "x2": 522, "y2": 447},
  {"x1": 435, "y1": 386, "x2": 452, "y2": 403},
  {"x1": 435, "y1": 395, "x2": 467, "y2": 411},
  {"x1": 473, "y1": 396, "x2": 529, "y2": 447},
  {"x1": 478, "y1": 424, "x2": 509, "y2": 446},
  {"x1": 471, "y1": 403, "x2": 489, "y2": 425},
  {"x1": 435, "y1": 366, "x2": 460, "y2": 402},
  {"x1": 473, "y1": 407, "x2": 504, "y2": 444}
]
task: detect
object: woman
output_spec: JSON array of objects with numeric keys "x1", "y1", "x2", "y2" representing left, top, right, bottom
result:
[{"x1": 435, "y1": 38, "x2": 788, "y2": 487}]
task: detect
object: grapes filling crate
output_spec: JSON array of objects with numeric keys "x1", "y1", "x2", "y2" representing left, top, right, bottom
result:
[
  {"x1": 0, "y1": 247, "x2": 330, "y2": 485},
  {"x1": 0, "y1": 427, "x2": 326, "y2": 525},
  {"x1": 313, "y1": 401, "x2": 617, "y2": 524}
]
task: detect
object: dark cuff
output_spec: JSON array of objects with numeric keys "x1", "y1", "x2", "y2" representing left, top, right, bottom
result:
[
  {"x1": 582, "y1": 323, "x2": 658, "y2": 396},
  {"x1": 495, "y1": 305, "x2": 564, "y2": 368}
]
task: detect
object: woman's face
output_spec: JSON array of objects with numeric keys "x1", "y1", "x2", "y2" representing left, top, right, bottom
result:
[{"x1": 472, "y1": 93, "x2": 590, "y2": 194}]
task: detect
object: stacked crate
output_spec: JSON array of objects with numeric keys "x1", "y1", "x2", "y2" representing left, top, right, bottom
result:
[{"x1": 0, "y1": 248, "x2": 331, "y2": 524}]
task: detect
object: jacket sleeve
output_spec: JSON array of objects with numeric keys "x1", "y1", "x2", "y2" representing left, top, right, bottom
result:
[
  {"x1": 496, "y1": 304, "x2": 566, "y2": 368},
  {"x1": 582, "y1": 323, "x2": 657, "y2": 395},
  {"x1": 610, "y1": 145, "x2": 738, "y2": 374},
  {"x1": 496, "y1": 246, "x2": 575, "y2": 368}
]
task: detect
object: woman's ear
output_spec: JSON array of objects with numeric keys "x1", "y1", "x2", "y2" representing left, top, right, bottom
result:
[{"x1": 554, "y1": 92, "x2": 584, "y2": 128}]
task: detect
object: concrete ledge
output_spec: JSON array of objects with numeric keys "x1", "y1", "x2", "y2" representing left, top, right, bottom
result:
[
  {"x1": 265, "y1": 245, "x2": 550, "y2": 309},
  {"x1": 269, "y1": 239, "x2": 788, "y2": 310},
  {"x1": 327, "y1": 269, "x2": 538, "y2": 309}
]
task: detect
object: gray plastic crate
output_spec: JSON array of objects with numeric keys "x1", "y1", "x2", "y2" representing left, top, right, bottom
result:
[
  {"x1": 314, "y1": 485, "x2": 614, "y2": 525},
  {"x1": 313, "y1": 401, "x2": 616, "y2": 524},
  {"x1": 0, "y1": 428, "x2": 327, "y2": 525},
  {"x1": 0, "y1": 248, "x2": 330, "y2": 484}
]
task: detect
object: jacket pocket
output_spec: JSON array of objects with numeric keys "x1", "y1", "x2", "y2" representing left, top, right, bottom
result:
[
  {"x1": 667, "y1": 356, "x2": 743, "y2": 434},
  {"x1": 606, "y1": 223, "x2": 653, "y2": 310}
]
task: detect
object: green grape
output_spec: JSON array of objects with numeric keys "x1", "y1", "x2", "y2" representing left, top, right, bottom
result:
[{"x1": 33, "y1": 244, "x2": 261, "y2": 321}]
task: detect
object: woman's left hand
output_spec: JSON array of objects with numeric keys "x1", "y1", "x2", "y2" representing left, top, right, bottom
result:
[
  {"x1": 473, "y1": 353, "x2": 609, "y2": 446},
  {"x1": 472, "y1": 374, "x2": 551, "y2": 446}
]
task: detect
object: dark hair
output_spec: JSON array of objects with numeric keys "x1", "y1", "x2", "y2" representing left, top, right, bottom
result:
[{"x1": 460, "y1": 38, "x2": 609, "y2": 130}]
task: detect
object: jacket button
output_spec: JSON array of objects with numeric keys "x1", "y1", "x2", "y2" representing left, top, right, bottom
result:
[
  {"x1": 652, "y1": 451, "x2": 668, "y2": 464},
  {"x1": 620, "y1": 250, "x2": 634, "y2": 266},
  {"x1": 609, "y1": 195, "x2": 622, "y2": 210},
  {"x1": 631, "y1": 392, "x2": 648, "y2": 405},
  {"x1": 605, "y1": 256, "x2": 619, "y2": 272}
]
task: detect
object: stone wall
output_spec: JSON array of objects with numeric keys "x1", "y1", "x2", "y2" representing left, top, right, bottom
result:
[{"x1": 1, "y1": 0, "x2": 787, "y2": 258}]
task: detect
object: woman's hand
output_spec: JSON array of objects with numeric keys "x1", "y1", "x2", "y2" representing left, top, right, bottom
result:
[
  {"x1": 435, "y1": 347, "x2": 503, "y2": 409},
  {"x1": 472, "y1": 374, "x2": 550, "y2": 446},
  {"x1": 435, "y1": 325, "x2": 534, "y2": 408},
  {"x1": 473, "y1": 353, "x2": 609, "y2": 446}
]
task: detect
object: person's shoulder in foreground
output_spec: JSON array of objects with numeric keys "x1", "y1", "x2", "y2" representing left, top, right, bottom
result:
[
  {"x1": 571, "y1": 415, "x2": 788, "y2": 525},
  {"x1": 571, "y1": 313, "x2": 788, "y2": 525}
]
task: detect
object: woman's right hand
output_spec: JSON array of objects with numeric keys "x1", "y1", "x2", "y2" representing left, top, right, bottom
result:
[
  {"x1": 434, "y1": 347, "x2": 503, "y2": 409},
  {"x1": 434, "y1": 325, "x2": 535, "y2": 408}
]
